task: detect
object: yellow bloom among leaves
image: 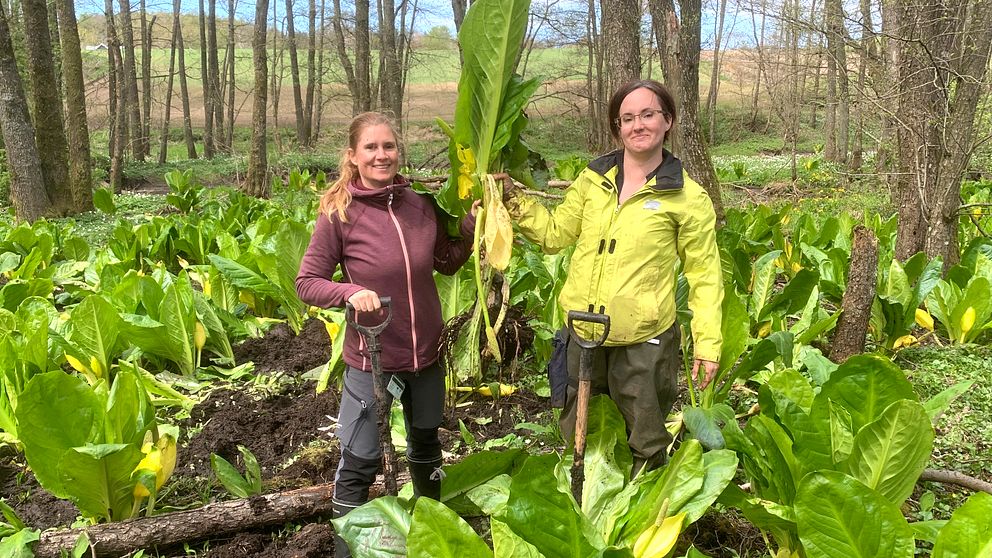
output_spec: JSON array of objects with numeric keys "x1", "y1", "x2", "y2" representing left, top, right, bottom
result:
[
  {"x1": 892, "y1": 334, "x2": 917, "y2": 350},
  {"x1": 482, "y1": 174, "x2": 513, "y2": 270},
  {"x1": 915, "y1": 308, "x2": 934, "y2": 331},
  {"x1": 133, "y1": 434, "x2": 178, "y2": 498},
  {"x1": 457, "y1": 144, "x2": 477, "y2": 200}
]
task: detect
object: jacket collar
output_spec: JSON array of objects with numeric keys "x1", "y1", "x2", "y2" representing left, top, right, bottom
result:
[
  {"x1": 586, "y1": 149, "x2": 684, "y2": 192},
  {"x1": 347, "y1": 175, "x2": 411, "y2": 201}
]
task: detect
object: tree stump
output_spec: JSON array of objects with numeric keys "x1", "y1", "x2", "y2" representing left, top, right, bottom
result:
[{"x1": 829, "y1": 225, "x2": 879, "y2": 362}]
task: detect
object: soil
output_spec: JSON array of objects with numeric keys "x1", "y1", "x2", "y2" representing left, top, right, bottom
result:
[{"x1": 1, "y1": 318, "x2": 758, "y2": 557}]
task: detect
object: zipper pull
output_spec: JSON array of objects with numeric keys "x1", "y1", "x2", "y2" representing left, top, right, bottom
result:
[{"x1": 388, "y1": 192, "x2": 394, "y2": 205}]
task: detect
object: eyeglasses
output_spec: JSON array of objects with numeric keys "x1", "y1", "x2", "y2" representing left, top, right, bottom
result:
[{"x1": 615, "y1": 109, "x2": 667, "y2": 129}]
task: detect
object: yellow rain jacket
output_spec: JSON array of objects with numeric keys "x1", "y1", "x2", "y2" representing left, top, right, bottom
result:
[{"x1": 507, "y1": 150, "x2": 723, "y2": 362}]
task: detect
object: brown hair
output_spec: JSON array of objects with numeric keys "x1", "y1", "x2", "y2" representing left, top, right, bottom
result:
[
  {"x1": 319, "y1": 112, "x2": 402, "y2": 222},
  {"x1": 607, "y1": 79, "x2": 677, "y2": 141}
]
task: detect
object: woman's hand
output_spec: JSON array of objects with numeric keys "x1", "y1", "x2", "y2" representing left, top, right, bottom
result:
[
  {"x1": 470, "y1": 199, "x2": 482, "y2": 216},
  {"x1": 692, "y1": 359, "x2": 719, "y2": 390},
  {"x1": 347, "y1": 289, "x2": 381, "y2": 313}
]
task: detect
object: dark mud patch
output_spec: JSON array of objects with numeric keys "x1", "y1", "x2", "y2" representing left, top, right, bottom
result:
[
  {"x1": 232, "y1": 319, "x2": 332, "y2": 375},
  {"x1": 176, "y1": 380, "x2": 340, "y2": 486},
  {"x1": 0, "y1": 454, "x2": 79, "y2": 531},
  {"x1": 203, "y1": 523, "x2": 336, "y2": 558},
  {"x1": 679, "y1": 508, "x2": 767, "y2": 557}
]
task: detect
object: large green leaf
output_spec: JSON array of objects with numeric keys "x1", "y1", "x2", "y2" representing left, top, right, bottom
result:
[
  {"x1": 795, "y1": 471, "x2": 914, "y2": 558},
  {"x1": 611, "y1": 440, "x2": 705, "y2": 546},
  {"x1": 158, "y1": 276, "x2": 197, "y2": 376},
  {"x1": 582, "y1": 396, "x2": 631, "y2": 526},
  {"x1": 760, "y1": 268, "x2": 820, "y2": 320},
  {"x1": 466, "y1": 474, "x2": 512, "y2": 516},
  {"x1": 454, "y1": 0, "x2": 531, "y2": 173},
  {"x1": 16, "y1": 371, "x2": 103, "y2": 499},
  {"x1": 441, "y1": 449, "x2": 523, "y2": 504},
  {"x1": 60, "y1": 443, "x2": 142, "y2": 522},
  {"x1": 718, "y1": 287, "x2": 748, "y2": 376},
  {"x1": 332, "y1": 496, "x2": 411, "y2": 557},
  {"x1": 682, "y1": 404, "x2": 735, "y2": 450},
  {"x1": 811, "y1": 355, "x2": 917, "y2": 433},
  {"x1": 844, "y1": 400, "x2": 933, "y2": 505},
  {"x1": 923, "y1": 380, "x2": 974, "y2": 422},
  {"x1": 104, "y1": 368, "x2": 154, "y2": 446},
  {"x1": 207, "y1": 255, "x2": 283, "y2": 299},
  {"x1": 407, "y1": 498, "x2": 493, "y2": 558},
  {"x1": 491, "y1": 518, "x2": 543, "y2": 558},
  {"x1": 932, "y1": 492, "x2": 992, "y2": 558},
  {"x1": 68, "y1": 295, "x2": 121, "y2": 380},
  {"x1": 498, "y1": 454, "x2": 600, "y2": 558},
  {"x1": 749, "y1": 250, "x2": 781, "y2": 319},
  {"x1": 0, "y1": 528, "x2": 40, "y2": 557},
  {"x1": 675, "y1": 449, "x2": 738, "y2": 524}
]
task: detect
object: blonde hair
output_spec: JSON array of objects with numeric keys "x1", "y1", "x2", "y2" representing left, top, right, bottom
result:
[{"x1": 319, "y1": 112, "x2": 401, "y2": 222}]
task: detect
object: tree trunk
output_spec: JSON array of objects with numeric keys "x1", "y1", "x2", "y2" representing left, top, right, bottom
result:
[
  {"x1": 825, "y1": 0, "x2": 849, "y2": 166},
  {"x1": 649, "y1": 0, "x2": 725, "y2": 223},
  {"x1": 33, "y1": 483, "x2": 330, "y2": 558},
  {"x1": 823, "y1": 30, "x2": 837, "y2": 162},
  {"x1": 285, "y1": 0, "x2": 306, "y2": 143},
  {"x1": 331, "y1": 0, "x2": 360, "y2": 115},
  {"x1": 269, "y1": 0, "x2": 281, "y2": 150},
  {"x1": 247, "y1": 0, "x2": 270, "y2": 198},
  {"x1": 0, "y1": 2, "x2": 51, "y2": 222},
  {"x1": 22, "y1": 0, "x2": 71, "y2": 215},
  {"x1": 199, "y1": 0, "x2": 214, "y2": 157},
  {"x1": 451, "y1": 0, "x2": 467, "y2": 33},
  {"x1": 225, "y1": 0, "x2": 235, "y2": 149},
  {"x1": 208, "y1": 0, "x2": 225, "y2": 152},
  {"x1": 159, "y1": 0, "x2": 178, "y2": 164},
  {"x1": 118, "y1": 0, "x2": 144, "y2": 161},
  {"x1": 894, "y1": 0, "x2": 950, "y2": 262},
  {"x1": 140, "y1": 0, "x2": 152, "y2": 159},
  {"x1": 705, "y1": 0, "x2": 728, "y2": 144},
  {"x1": 54, "y1": 0, "x2": 93, "y2": 212},
  {"x1": 176, "y1": 9, "x2": 197, "y2": 159},
  {"x1": 105, "y1": 0, "x2": 125, "y2": 192},
  {"x1": 354, "y1": 0, "x2": 371, "y2": 112},
  {"x1": 379, "y1": 0, "x2": 402, "y2": 127},
  {"x1": 46, "y1": 0, "x2": 62, "y2": 99},
  {"x1": 585, "y1": 0, "x2": 608, "y2": 152},
  {"x1": 829, "y1": 225, "x2": 878, "y2": 362},
  {"x1": 601, "y1": 0, "x2": 639, "y2": 102},
  {"x1": 312, "y1": 0, "x2": 325, "y2": 142},
  {"x1": 303, "y1": 0, "x2": 316, "y2": 141}
]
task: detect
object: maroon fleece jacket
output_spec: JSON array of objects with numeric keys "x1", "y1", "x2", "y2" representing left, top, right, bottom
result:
[{"x1": 296, "y1": 178, "x2": 475, "y2": 373}]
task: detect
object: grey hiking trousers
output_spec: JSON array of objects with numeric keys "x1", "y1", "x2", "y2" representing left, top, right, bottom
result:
[{"x1": 560, "y1": 322, "x2": 681, "y2": 475}]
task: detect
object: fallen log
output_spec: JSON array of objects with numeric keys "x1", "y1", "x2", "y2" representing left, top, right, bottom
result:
[
  {"x1": 919, "y1": 468, "x2": 992, "y2": 495},
  {"x1": 33, "y1": 483, "x2": 335, "y2": 558}
]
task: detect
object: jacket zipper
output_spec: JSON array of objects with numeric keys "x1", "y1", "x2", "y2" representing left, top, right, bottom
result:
[{"x1": 386, "y1": 192, "x2": 420, "y2": 370}]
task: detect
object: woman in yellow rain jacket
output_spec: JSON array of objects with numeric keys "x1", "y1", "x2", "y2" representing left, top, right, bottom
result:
[{"x1": 505, "y1": 79, "x2": 723, "y2": 474}]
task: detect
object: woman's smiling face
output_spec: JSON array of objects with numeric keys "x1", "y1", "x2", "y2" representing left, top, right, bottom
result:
[
  {"x1": 617, "y1": 87, "x2": 672, "y2": 156},
  {"x1": 349, "y1": 124, "x2": 399, "y2": 189}
]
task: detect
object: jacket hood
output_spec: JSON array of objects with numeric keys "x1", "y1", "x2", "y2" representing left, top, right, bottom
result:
[{"x1": 587, "y1": 149, "x2": 684, "y2": 192}]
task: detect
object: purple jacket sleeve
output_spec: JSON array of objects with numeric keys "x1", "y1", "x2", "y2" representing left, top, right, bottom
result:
[
  {"x1": 295, "y1": 215, "x2": 365, "y2": 308},
  {"x1": 433, "y1": 213, "x2": 477, "y2": 275}
]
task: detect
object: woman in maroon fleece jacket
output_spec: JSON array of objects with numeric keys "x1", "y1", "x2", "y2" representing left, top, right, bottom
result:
[{"x1": 296, "y1": 112, "x2": 476, "y2": 558}]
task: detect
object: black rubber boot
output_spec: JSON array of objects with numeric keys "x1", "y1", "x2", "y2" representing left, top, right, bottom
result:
[
  {"x1": 332, "y1": 499, "x2": 360, "y2": 558},
  {"x1": 408, "y1": 457, "x2": 444, "y2": 500}
]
